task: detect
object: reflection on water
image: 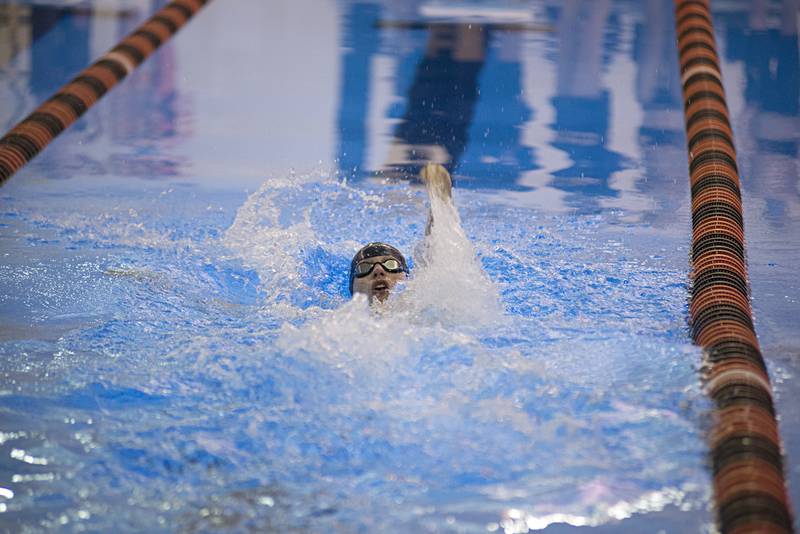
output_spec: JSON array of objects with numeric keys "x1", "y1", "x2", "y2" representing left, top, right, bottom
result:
[
  {"x1": 632, "y1": 0, "x2": 685, "y2": 228},
  {"x1": 337, "y1": 3, "x2": 381, "y2": 179},
  {"x1": 333, "y1": 0, "x2": 797, "y2": 228},
  {"x1": 390, "y1": 22, "x2": 488, "y2": 176},
  {"x1": 1, "y1": 0, "x2": 795, "y2": 220},
  {"x1": 340, "y1": 3, "x2": 537, "y2": 188},
  {"x1": 336, "y1": 0, "x2": 689, "y2": 218},
  {"x1": 0, "y1": 1, "x2": 187, "y2": 179},
  {"x1": 108, "y1": 1, "x2": 186, "y2": 178},
  {"x1": 549, "y1": 0, "x2": 625, "y2": 205},
  {"x1": 1, "y1": 5, "x2": 38, "y2": 128},
  {"x1": 718, "y1": 0, "x2": 800, "y2": 227},
  {"x1": 29, "y1": 6, "x2": 90, "y2": 102}
]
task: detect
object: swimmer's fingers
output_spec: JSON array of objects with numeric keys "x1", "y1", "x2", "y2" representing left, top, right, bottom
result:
[{"x1": 420, "y1": 162, "x2": 453, "y2": 200}]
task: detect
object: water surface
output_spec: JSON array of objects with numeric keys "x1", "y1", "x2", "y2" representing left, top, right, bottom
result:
[{"x1": 0, "y1": 0, "x2": 797, "y2": 532}]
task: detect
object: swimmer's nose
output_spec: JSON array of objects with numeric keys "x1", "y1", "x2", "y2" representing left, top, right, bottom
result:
[{"x1": 372, "y1": 265, "x2": 387, "y2": 277}]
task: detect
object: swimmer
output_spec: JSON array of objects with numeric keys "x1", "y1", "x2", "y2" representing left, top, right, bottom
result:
[{"x1": 349, "y1": 162, "x2": 453, "y2": 303}]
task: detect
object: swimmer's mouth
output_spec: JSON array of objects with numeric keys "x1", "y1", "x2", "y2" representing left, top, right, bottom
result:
[{"x1": 373, "y1": 282, "x2": 389, "y2": 292}]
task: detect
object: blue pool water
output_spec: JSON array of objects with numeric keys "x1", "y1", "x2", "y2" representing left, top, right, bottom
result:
[{"x1": 1, "y1": 1, "x2": 798, "y2": 532}]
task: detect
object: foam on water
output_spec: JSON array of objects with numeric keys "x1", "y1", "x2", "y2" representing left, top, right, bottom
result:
[
  {"x1": 401, "y1": 175, "x2": 504, "y2": 327},
  {"x1": 242, "y1": 169, "x2": 507, "y2": 373},
  {"x1": 0, "y1": 170, "x2": 713, "y2": 532}
]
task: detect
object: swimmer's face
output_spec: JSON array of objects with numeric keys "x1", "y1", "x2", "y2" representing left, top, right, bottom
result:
[{"x1": 352, "y1": 255, "x2": 407, "y2": 303}]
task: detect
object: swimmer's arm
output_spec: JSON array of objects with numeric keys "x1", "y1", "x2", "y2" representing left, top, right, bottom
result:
[{"x1": 419, "y1": 163, "x2": 453, "y2": 235}]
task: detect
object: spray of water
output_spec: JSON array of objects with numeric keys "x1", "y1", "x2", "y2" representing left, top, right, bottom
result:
[
  {"x1": 396, "y1": 171, "x2": 504, "y2": 327},
  {"x1": 223, "y1": 169, "x2": 504, "y2": 365},
  {"x1": 222, "y1": 173, "x2": 318, "y2": 317}
]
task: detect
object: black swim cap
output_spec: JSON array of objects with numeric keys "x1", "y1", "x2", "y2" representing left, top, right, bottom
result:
[{"x1": 349, "y1": 242, "x2": 409, "y2": 294}]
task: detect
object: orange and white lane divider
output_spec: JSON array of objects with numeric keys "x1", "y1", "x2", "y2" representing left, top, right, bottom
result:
[
  {"x1": 675, "y1": 1, "x2": 795, "y2": 532},
  {"x1": 0, "y1": 0, "x2": 210, "y2": 185}
]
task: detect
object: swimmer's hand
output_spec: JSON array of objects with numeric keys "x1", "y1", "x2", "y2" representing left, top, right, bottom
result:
[{"x1": 420, "y1": 163, "x2": 452, "y2": 201}]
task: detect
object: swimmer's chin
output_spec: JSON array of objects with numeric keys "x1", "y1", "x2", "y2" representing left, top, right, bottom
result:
[{"x1": 370, "y1": 288, "x2": 391, "y2": 303}]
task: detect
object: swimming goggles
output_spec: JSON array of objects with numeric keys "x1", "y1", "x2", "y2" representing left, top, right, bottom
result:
[{"x1": 353, "y1": 258, "x2": 405, "y2": 277}]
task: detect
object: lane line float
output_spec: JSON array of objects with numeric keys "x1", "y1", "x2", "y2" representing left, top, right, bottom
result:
[
  {"x1": 674, "y1": 1, "x2": 795, "y2": 532},
  {"x1": 0, "y1": 0, "x2": 210, "y2": 185}
]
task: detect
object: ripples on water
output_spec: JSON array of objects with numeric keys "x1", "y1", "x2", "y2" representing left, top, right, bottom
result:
[{"x1": 0, "y1": 172, "x2": 712, "y2": 532}]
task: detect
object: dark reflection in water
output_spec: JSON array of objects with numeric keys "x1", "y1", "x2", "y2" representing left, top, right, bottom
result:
[
  {"x1": 391, "y1": 22, "x2": 487, "y2": 177},
  {"x1": 29, "y1": 6, "x2": 90, "y2": 102},
  {"x1": 20, "y1": 5, "x2": 95, "y2": 180},
  {"x1": 337, "y1": 3, "x2": 536, "y2": 189}
]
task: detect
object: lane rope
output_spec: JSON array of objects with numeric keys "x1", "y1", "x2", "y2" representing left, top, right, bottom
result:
[
  {"x1": 674, "y1": 1, "x2": 796, "y2": 532},
  {"x1": 0, "y1": 0, "x2": 210, "y2": 185}
]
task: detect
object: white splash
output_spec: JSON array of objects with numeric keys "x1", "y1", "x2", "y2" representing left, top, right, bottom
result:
[
  {"x1": 225, "y1": 171, "x2": 505, "y2": 363},
  {"x1": 222, "y1": 172, "x2": 322, "y2": 315},
  {"x1": 396, "y1": 177, "x2": 504, "y2": 328}
]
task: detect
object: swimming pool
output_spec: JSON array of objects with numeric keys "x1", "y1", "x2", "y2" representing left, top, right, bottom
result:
[{"x1": 0, "y1": 1, "x2": 797, "y2": 532}]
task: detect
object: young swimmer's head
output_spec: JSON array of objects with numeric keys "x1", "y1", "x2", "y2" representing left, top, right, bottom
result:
[{"x1": 349, "y1": 242, "x2": 409, "y2": 302}]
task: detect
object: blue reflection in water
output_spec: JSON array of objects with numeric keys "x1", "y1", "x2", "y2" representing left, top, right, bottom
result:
[
  {"x1": 461, "y1": 29, "x2": 536, "y2": 189},
  {"x1": 718, "y1": 6, "x2": 800, "y2": 221},
  {"x1": 724, "y1": 17, "x2": 799, "y2": 116},
  {"x1": 29, "y1": 7, "x2": 90, "y2": 102},
  {"x1": 337, "y1": 3, "x2": 381, "y2": 177},
  {"x1": 392, "y1": 23, "x2": 486, "y2": 176},
  {"x1": 548, "y1": 2, "x2": 626, "y2": 206},
  {"x1": 550, "y1": 91, "x2": 625, "y2": 200}
]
